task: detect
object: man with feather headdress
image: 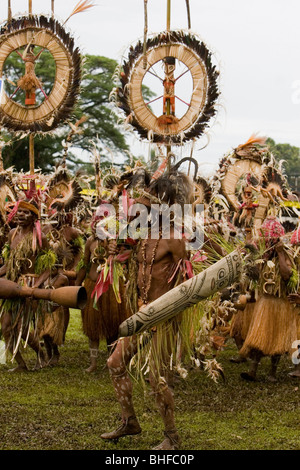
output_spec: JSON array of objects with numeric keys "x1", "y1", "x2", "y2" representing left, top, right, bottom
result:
[
  {"x1": 0, "y1": 198, "x2": 52, "y2": 372},
  {"x1": 100, "y1": 169, "x2": 194, "y2": 450},
  {"x1": 41, "y1": 179, "x2": 85, "y2": 365},
  {"x1": 75, "y1": 172, "x2": 139, "y2": 372}
]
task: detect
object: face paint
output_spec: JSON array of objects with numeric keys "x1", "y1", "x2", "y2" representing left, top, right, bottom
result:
[{"x1": 16, "y1": 208, "x2": 34, "y2": 227}]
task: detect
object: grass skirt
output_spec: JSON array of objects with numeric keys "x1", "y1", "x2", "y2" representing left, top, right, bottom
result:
[
  {"x1": 81, "y1": 277, "x2": 130, "y2": 342},
  {"x1": 240, "y1": 295, "x2": 298, "y2": 357},
  {"x1": 38, "y1": 306, "x2": 65, "y2": 346},
  {"x1": 230, "y1": 302, "x2": 256, "y2": 341}
]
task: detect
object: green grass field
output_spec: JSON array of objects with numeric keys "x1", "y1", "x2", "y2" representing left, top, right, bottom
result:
[{"x1": 0, "y1": 309, "x2": 299, "y2": 451}]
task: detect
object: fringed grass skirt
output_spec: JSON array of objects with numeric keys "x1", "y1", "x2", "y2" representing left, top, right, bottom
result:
[
  {"x1": 38, "y1": 306, "x2": 65, "y2": 346},
  {"x1": 230, "y1": 302, "x2": 256, "y2": 341},
  {"x1": 240, "y1": 295, "x2": 298, "y2": 357},
  {"x1": 81, "y1": 277, "x2": 130, "y2": 342}
]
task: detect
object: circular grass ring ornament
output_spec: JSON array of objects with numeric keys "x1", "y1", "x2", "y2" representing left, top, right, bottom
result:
[
  {"x1": 0, "y1": 172, "x2": 17, "y2": 222},
  {"x1": 116, "y1": 31, "x2": 219, "y2": 144},
  {"x1": 0, "y1": 15, "x2": 81, "y2": 133}
]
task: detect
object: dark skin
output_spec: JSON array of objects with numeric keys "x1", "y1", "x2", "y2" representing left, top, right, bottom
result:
[
  {"x1": 43, "y1": 217, "x2": 83, "y2": 276},
  {"x1": 104, "y1": 229, "x2": 187, "y2": 448},
  {"x1": 137, "y1": 234, "x2": 187, "y2": 303},
  {"x1": 0, "y1": 208, "x2": 49, "y2": 372},
  {"x1": 274, "y1": 240, "x2": 292, "y2": 281},
  {"x1": 76, "y1": 233, "x2": 103, "y2": 285}
]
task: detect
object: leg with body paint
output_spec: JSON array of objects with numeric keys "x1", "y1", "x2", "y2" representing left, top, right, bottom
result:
[
  {"x1": 149, "y1": 331, "x2": 181, "y2": 450},
  {"x1": 100, "y1": 335, "x2": 141, "y2": 440}
]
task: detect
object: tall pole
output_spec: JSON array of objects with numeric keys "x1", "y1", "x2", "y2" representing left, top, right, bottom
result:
[
  {"x1": 28, "y1": 0, "x2": 34, "y2": 174},
  {"x1": 8, "y1": 0, "x2": 12, "y2": 22},
  {"x1": 166, "y1": 0, "x2": 171, "y2": 31},
  {"x1": 185, "y1": 0, "x2": 191, "y2": 29},
  {"x1": 143, "y1": 0, "x2": 148, "y2": 69},
  {"x1": 51, "y1": 0, "x2": 55, "y2": 18},
  {"x1": 166, "y1": 0, "x2": 171, "y2": 169},
  {"x1": 29, "y1": 134, "x2": 35, "y2": 174}
]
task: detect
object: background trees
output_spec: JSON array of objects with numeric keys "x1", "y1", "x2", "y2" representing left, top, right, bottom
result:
[
  {"x1": 1, "y1": 51, "x2": 153, "y2": 174},
  {"x1": 1, "y1": 48, "x2": 299, "y2": 191},
  {"x1": 267, "y1": 138, "x2": 300, "y2": 191}
]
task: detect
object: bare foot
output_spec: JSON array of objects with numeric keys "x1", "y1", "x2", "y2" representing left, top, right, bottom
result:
[
  {"x1": 152, "y1": 431, "x2": 181, "y2": 450},
  {"x1": 85, "y1": 364, "x2": 97, "y2": 373},
  {"x1": 240, "y1": 371, "x2": 256, "y2": 381},
  {"x1": 47, "y1": 355, "x2": 60, "y2": 367},
  {"x1": 266, "y1": 375, "x2": 277, "y2": 383},
  {"x1": 33, "y1": 357, "x2": 47, "y2": 370},
  {"x1": 288, "y1": 369, "x2": 300, "y2": 378},
  {"x1": 8, "y1": 365, "x2": 28, "y2": 373},
  {"x1": 230, "y1": 356, "x2": 246, "y2": 364}
]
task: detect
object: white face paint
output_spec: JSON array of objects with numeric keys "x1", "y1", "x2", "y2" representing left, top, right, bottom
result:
[{"x1": 16, "y1": 208, "x2": 35, "y2": 227}]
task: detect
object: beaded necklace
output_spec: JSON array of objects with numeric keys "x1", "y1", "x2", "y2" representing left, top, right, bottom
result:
[{"x1": 140, "y1": 232, "x2": 161, "y2": 304}]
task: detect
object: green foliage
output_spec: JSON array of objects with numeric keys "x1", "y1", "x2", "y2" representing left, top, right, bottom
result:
[
  {"x1": 35, "y1": 249, "x2": 57, "y2": 275},
  {"x1": 267, "y1": 138, "x2": 300, "y2": 191}
]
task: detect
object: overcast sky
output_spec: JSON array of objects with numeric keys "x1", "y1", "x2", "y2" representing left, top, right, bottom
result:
[{"x1": 4, "y1": 0, "x2": 300, "y2": 175}]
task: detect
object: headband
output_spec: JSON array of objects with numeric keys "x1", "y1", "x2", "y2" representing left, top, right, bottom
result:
[{"x1": 18, "y1": 201, "x2": 40, "y2": 217}]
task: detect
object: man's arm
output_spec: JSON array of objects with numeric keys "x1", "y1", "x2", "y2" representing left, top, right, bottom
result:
[
  {"x1": 168, "y1": 237, "x2": 188, "y2": 263},
  {"x1": 75, "y1": 236, "x2": 92, "y2": 286},
  {"x1": 276, "y1": 242, "x2": 292, "y2": 281},
  {"x1": 0, "y1": 264, "x2": 7, "y2": 277}
]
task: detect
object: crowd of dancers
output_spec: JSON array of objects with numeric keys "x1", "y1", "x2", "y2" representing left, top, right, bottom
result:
[{"x1": 0, "y1": 135, "x2": 299, "y2": 450}]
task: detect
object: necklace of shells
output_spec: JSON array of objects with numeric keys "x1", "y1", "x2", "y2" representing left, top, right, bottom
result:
[{"x1": 140, "y1": 232, "x2": 162, "y2": 304}]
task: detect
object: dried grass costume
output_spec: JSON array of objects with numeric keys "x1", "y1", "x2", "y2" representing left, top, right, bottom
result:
[
  {"x1": 82, "y1": 275, "x2": 130, "y2": 345},
  {"x1": 0, "y1": 201, "x2": 56, "y2": 366},
  {"x1": 239, "y1": 217, "x2": 299, "y2": 379}
]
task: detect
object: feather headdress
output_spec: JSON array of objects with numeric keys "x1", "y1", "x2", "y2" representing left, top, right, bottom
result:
[{"x1": 235, "y1": 133, "x2": 268, "y2": 152}]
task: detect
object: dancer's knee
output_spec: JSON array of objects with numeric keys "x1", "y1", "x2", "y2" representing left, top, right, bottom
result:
[{"x1": 107, "y1": 353, "x2": 127, "y2": 376}]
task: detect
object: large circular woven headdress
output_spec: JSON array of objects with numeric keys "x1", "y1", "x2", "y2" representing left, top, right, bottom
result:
[
  {"x1": 212, "y1": 135, "x2": 292, "y2": 230},
  {"x1": 0, "y1": 171, "x2": 17, "y2": 221},
  {"x1": 0, "y1": 15, "x2": 81, "y2": 133},
  {"x1": 116, "y1": 30, "x2": 219, "y2": 145}
]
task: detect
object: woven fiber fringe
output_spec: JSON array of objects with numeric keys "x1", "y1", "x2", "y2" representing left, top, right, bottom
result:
[
  {"x1": 230, "y1": 302, "x2": 256, "y2": 341},
  {"x1": 38, "y1": 306, "x2": 65, "y2": 345},
  {"x1": 117, "y1": 30, "x2": 219, "y2": 145},
  {"x1": 0, "y1": 15, "x2": 81, "y2": 133},
  {"x1": 240, "y1": 295, "x2": 298, "y2": 357},
  {"x1": 81, "y1": 277, "x2": 102, "y2": 341},
  {"x1": 81, "y1": 277, "x2": 130, "y2": 342}
]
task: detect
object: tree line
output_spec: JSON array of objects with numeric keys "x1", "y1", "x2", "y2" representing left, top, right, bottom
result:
[{"x1": 1, "y1": 50, "x2": 299, "y2": 191}]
